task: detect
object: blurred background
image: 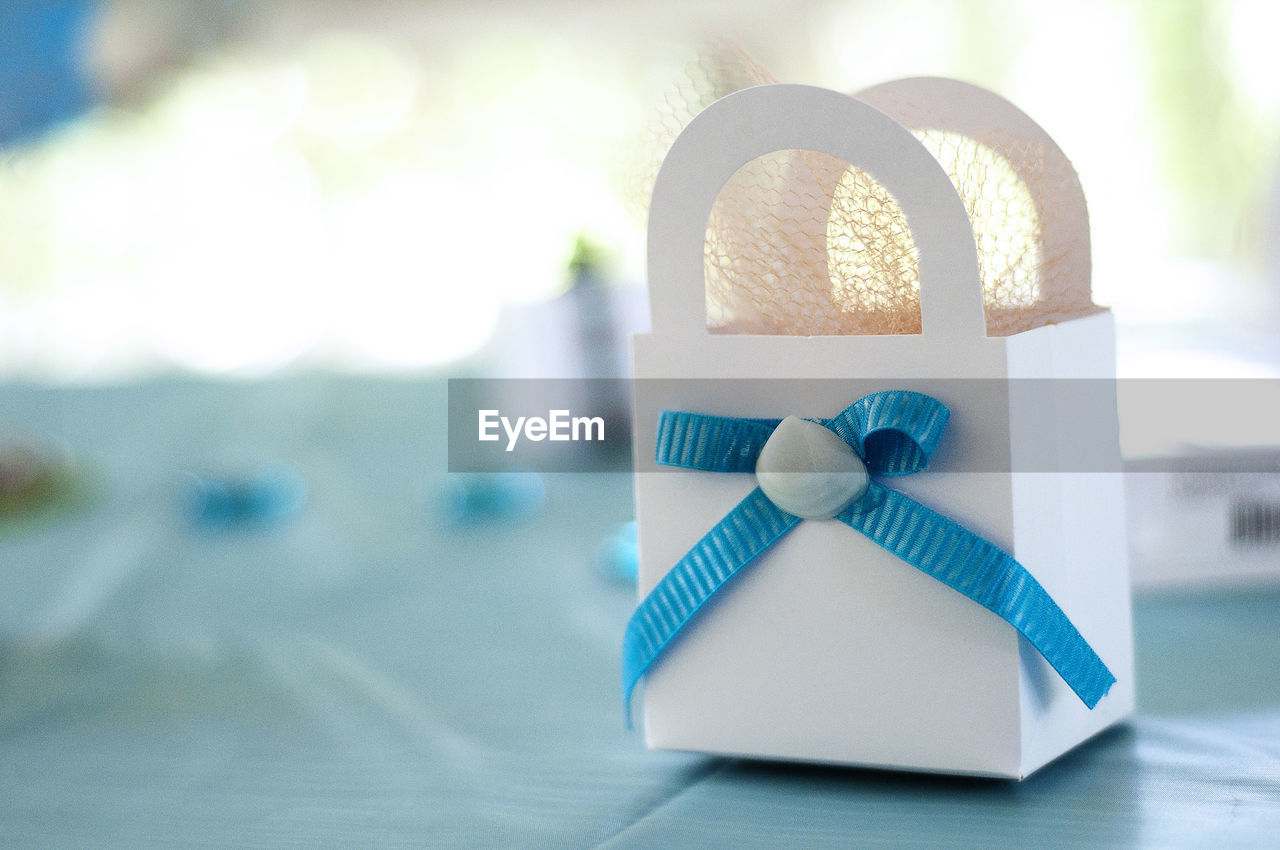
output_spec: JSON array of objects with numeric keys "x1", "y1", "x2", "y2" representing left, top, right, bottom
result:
[
  {"x1": 2, "y1": 0, "x2": 1280, "y2": 586},
  {"x1": 3, "y1": 7, "x2": 1280, "y2": 841},
  {"x1": 1, "y1": 0, "x2": 1278, "y2": 379}
]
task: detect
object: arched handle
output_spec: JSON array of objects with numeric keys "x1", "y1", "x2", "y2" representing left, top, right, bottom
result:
[
  {"x1": 856, "y1": 77, "x2": 1093, "y2": 317},
  {"x1": 646, "y1": 84, "x2": 984, "y2": 340}
]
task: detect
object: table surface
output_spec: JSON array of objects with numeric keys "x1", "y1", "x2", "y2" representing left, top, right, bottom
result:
[{"x1": 2, "y1": 376, "x2": 1278, "y2": 847}]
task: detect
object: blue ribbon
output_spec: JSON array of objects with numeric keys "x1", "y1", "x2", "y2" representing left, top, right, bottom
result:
[{"x1": 623, "y1": 390, "x2": 1115, "y2": 724}]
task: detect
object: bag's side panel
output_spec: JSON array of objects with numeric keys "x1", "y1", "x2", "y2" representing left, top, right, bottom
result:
[{"x1": 1006, "y1": 312, "x2": 1135, "y2": 776}]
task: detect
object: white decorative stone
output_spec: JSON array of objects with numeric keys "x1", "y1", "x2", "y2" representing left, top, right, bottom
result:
[{"x1": 755, "y1": 416, "x2": 869, "y2": 519}]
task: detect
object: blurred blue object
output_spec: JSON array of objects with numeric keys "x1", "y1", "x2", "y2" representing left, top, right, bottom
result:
[
  {"x1": 0, "y1": 0, "x2": 98, "y2": 146},
  {"x1": 597, "y1": 519, "x2": 638, "y2": 583},
  {"x1": 440, "y1": 472, "x2": 545, "y2": 526},
  {"x1": 185, "y1": 465, "x2": 306, "y2": 529}
]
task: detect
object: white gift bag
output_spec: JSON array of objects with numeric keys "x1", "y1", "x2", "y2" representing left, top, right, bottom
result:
[{"x1": 629, "y1": 81, "x2": 1134, "y2": 779}]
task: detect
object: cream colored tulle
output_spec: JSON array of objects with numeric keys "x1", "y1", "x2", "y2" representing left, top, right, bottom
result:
[{"x1": 639, "y1": 43, "x2": 1098, "y2": 337}]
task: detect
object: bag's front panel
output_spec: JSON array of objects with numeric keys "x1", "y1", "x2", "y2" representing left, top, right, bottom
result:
[{"x1": 633, "y1": 332, "x2": 1029, "y2": 776}]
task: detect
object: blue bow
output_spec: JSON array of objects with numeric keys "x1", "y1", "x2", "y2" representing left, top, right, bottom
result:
[{"x1": 623, "y1": 390, "x2": 1115, "y2": 724}]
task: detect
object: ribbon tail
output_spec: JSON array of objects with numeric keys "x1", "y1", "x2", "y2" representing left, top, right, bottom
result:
[
  {"x1": 622, "y1": 487, "x2": 801, "y2": 726},
  {"x1": 836, "y1": 484, "x2": 1116, "y2": 709}
]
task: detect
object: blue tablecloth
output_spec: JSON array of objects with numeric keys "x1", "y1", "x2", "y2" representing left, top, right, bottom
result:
[{"x1": 2, "y1": 376, "x2": 1278, "y2": 846}]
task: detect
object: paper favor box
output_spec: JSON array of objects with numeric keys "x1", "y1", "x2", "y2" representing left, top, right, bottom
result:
[{"x1": 628, "y1": 79, "x2": 1134, "y2": 779}]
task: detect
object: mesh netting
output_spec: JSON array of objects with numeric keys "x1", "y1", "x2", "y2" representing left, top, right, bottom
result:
[{"x1": 640, "y1": 43, "x2": 1099, "y2": 337}]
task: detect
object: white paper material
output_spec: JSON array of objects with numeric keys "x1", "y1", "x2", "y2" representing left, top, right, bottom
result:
[{"x1": 632, "y1": 82, "x2": 1134, "y2": 779}]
